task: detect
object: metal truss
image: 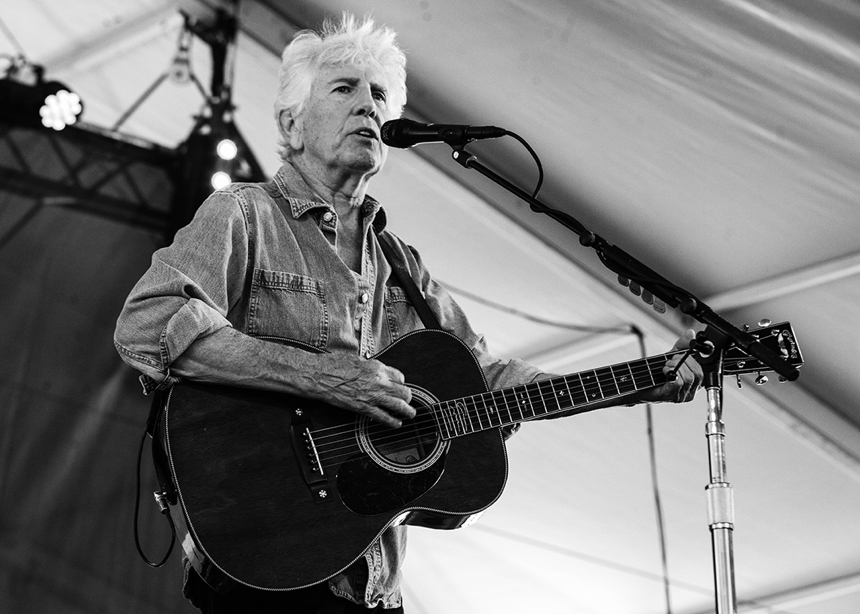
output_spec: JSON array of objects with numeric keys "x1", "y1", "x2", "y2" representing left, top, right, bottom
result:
[{"x1": 0, "y1": 119, "x2": 177, "y2": 238}]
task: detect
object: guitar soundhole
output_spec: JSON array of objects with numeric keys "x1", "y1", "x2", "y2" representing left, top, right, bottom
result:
[{"x1": 358, "y1": 387, "x2": 448, "y2": 474}]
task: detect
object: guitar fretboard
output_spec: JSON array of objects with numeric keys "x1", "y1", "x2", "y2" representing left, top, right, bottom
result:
[{"x1": 433, "y1": 352, "x2": 675, "y2": 439}]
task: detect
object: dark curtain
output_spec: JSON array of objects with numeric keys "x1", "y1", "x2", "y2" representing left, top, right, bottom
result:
[{"x1": 0, "y1": 121, "x2": 196, "y2": 613}]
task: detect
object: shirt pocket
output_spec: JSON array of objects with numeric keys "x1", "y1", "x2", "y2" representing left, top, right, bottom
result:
[
  {"x1": 383, "y1": 285, "x2": 424, "y2": 345},
  {"x1": 248, "y1": 269, "x2": 328, "y2": 350}
]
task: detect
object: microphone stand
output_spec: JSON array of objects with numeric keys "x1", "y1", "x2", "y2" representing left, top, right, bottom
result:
[{"x1": 447, "y1": 145, "x2": 800, "y2": 614}]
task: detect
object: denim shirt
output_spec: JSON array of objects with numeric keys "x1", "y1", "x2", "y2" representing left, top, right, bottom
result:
[{"x1": 114, "y1": 161, "x2": 542, "y2": 608}]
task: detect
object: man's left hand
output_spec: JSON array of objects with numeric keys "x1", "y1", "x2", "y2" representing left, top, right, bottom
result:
[{"x1": 638, "y1": 329, "x2": 704, "y2": 404}]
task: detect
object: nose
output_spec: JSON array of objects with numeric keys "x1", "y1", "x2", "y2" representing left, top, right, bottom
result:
[{"x1": 354, "y1": 87, "x2": 378, "y2": 119}]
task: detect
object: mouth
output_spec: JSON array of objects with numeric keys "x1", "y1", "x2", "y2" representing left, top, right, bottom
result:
[{"x1": 352, "y1": 127, "x2": 379, "y2": 141}]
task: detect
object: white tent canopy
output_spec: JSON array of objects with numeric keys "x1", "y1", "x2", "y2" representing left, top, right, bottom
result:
[{"x1": 1, "y1": 1, "x2": 859, "y2": 613}]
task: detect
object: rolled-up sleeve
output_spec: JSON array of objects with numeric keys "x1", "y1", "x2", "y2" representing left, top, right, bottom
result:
[{"x1": 114, "y1": 190, "x2": 249, "y2": 393}]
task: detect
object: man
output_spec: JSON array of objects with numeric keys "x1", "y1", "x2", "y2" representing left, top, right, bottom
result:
[{"x1": 114, "y1": 14, "x2": 701, "y2": 614}]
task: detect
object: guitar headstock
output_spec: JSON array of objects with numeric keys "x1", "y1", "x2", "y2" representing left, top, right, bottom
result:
[{"x1": 723, "y1": 321, "x2": 803, "y2": 379}]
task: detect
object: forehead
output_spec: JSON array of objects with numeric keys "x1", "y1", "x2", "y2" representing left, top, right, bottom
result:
[{"x1": 314, "y1": 63, "x2": 390, "y2": 91}]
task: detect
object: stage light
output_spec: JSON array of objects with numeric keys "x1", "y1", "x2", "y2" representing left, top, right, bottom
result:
[
  {"x1": 211, "y1": 171, "x2": 231, "y2": 190},
  {"x1": 216, "y1": 138, "x2": 238, "y2": 160},
  {"x1": 0, "y1": 76, "x2": 84, "y2": 130},
  {"x1": 40, "y1": 86, "x2": 83, "y2": 130}
]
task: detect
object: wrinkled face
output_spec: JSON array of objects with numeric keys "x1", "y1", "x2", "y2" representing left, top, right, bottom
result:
[{"x1": 290, "y1": 63, "x2": 392, "y2": 178}]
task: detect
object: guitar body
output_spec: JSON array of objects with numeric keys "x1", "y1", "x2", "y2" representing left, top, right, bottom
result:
[{"x1": 163, "y1": 329, "x2": 508, "y2": 590}]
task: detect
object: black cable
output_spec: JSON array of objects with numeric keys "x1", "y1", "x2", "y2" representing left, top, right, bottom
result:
[
  {"x1": 0, "y1": 16, "x2": 27, "y2": 57},
  {"x1": 633, "y1": 327, "x2": 673, "y2": 614},
  {"x1": 441, "y1": 280, "x2": 634, "y2": 336},
  {"x1": 444, "y1": 273, "x2": 675, "y2": 609},
  {"x1": 502, "y1": 129, "x2": 544, "y2": 198},
  {"x1": 133, "y1": 427, "x2": 176, "y2": 567}
]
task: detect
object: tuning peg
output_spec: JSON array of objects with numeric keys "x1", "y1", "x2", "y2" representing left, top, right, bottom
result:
[
  {"x1": 755, "y1": 372, "x2": 769, "y2": 385},
  {"x1": 778, "y1": 375, "x2": 788, "y2": 383},
  {"x1": 742, "y1": 323, "x2": 750, "y2": 332},
  {"x1": 736, "y1": 374, "x2": 743, "y2": 389},
  {"x1": 653, "y1": 299, "x2": 666, "y2": 314},
  {"x1": 758, "y1": 318, "x2": 772, "y2": 328}
]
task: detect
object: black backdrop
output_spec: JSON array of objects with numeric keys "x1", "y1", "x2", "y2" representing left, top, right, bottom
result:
[{"x1": 0, "y1": 120, "x2": 198, "y2": 613}]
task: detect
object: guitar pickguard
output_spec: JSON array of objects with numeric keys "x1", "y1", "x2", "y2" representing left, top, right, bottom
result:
[{"x1": 337, "y1": 452, "x2": 446, "y2": 516}]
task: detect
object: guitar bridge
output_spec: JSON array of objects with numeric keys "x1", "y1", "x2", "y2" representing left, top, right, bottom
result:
[{"x1": 289, "y1": 407, "x2": 332, "y2": 504}]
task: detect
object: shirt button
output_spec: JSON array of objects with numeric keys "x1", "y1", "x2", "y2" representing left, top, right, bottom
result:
[
  {"x1": 322, "y1": 211, "x2": 334, "y2": 222},
  {"x1": 360, "y1": 292, "x2": 369, "y2": 304}
]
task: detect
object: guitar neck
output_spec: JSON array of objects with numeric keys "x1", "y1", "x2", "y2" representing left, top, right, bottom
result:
[{"x1": 434, "y1": 352, "x2": 675, "y2": 439}]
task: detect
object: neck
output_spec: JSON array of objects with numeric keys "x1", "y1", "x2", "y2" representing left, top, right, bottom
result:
[
  {"x1": 289, "y1": 155, "x2": 373, "y2": 215},
  {"x1": 434, "y1": 351, "x2": 677, "y2": 439}
]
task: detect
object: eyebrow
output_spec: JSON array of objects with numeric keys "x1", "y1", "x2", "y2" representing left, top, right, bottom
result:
[{"x1": 328, "y1": 75, "x2": 388, "y2": 96}]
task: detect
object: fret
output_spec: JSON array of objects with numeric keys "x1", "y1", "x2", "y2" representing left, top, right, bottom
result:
[
  {"x1": 612, "y1": 362, "x2": 637, "y2": 395},
  {"x1": 627, "y1": 358, "x2": 646, "y2": 389},
  {"x1": 505, "y1": 387, "x2": 521, "y2": 424},
  {"x1": 462, "y1": 398, "x2": 476, "y2": 433},
  {"x1": 443, "y1": 400, "x2": 460, "y2": 437},
  {"x1": 565, "y1": 372, "x2": 589, "y2": 407},
  {"x1": 438, "y1": 399, "x2": 471, "y2": 437},
  {"x1": 534, "y1": 380, "x2": 553, "y2": 416},
  {"x1": 522, "y1": 384, "x2": 537, "y2": 419},
  {"x1": 431, "y1": 354, "x2": 686, "y2": 440},
  {"x1": 481, "y1": 393, "x2": 499, "y2": 428},
  {"x1": 486, "y1": 390, "x2": 504, "y2": 428},
  {"x1": 513, "y1": 386, "x2": 532, "y2": 420},
  {"x1": 472, "y1": 395, "x2": 485, "y2": 431},
  {"x1": 497, "y1": 388, "x2": 517, "y2": 424},
  {"x1": 437, "y1": 400, "x2": 454, "y2": 439},
  {"x1": 453, "y1": 400, "x2": 469, "y2": 435},
  {"x1": 496, "y1": 388, "x2": 516, "y2": 423},
  {"x1": 548, "y1": 378, "x2": 573, "y2": 412},
  {"x1": 595, "y1": 366, "x2": 619, "y2": 399},
  {"x1": 644, "y1": 357, "x2": 662, "y2": 388},
  {"x1": 580, "y1": 370, "x2": 603, "y2": 403}
]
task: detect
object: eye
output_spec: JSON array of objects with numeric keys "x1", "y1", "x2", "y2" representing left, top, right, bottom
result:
[{"x1": 372, "y1": 89, "x2": 387, "y2": 103}]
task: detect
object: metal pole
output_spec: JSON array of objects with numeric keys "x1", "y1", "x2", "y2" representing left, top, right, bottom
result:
[{"x1": 704, "y1": 354, "x2": 738, "y2": 614}]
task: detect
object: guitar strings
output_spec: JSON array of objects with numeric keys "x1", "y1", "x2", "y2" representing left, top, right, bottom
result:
[
  {"x1": 310, "y1": 354, "x2": 677, "y2": 467},
  {"x1": 310, "y1": 347, "x2": 764, "y2": 468},
  {"x1": 306, "y1": 338, "x2": 762, "y2": 456},
  {"x1": 312, "y1": 354, "x2": 672, "y2": 458},
  {"x1": 312, "y1": 352, "x2": 671, "y2": 453},
  {"x1": 314, "y1": 346, "x2": 765, "y2": 467}
]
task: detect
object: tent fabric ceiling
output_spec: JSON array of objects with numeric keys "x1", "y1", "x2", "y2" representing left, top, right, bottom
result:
[{"x1": 2, "y1": 1, "x2": 859, "y2": 613}]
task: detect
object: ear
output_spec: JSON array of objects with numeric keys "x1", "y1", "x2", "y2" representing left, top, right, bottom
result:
[{"x1": 278, "y1": 109, "x2": 303, "y2": 152}]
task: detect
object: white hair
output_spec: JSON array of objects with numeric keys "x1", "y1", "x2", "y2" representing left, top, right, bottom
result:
[{"x1": 273, "y1": 13, "x2": 407, "y2": 160}]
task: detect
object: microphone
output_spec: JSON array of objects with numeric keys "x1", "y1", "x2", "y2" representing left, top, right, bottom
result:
[{"x1": 381, "y1": 118, "x2": 507, "y2": 148}]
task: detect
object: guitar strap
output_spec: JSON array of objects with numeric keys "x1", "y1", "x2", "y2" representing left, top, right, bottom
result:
[
  {"x1": 377, "y1": 230, "x2": 521, "y2": 439},
  {"x1": 376, "y1": 230, "x2": 442, "y2": 331}
]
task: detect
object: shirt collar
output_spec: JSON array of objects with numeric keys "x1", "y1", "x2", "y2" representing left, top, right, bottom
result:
[{"x1": 273, "y1": 160, "x2": 386, "y2": 231}]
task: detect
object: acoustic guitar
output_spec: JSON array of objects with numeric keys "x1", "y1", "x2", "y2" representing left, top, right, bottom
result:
[{"x1": 161, "y1": 322, "x2": 801, "y2": 590}]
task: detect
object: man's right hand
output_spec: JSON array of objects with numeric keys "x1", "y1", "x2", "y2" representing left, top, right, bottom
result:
[{"x1": 308, "y1": 353, "x2": 415, "y2": 428}]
